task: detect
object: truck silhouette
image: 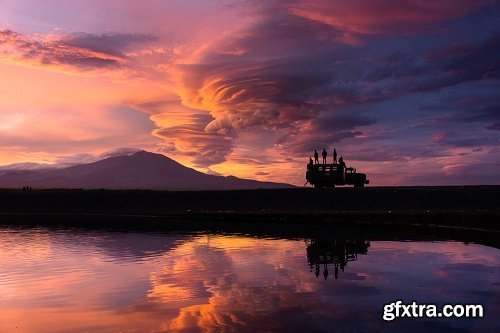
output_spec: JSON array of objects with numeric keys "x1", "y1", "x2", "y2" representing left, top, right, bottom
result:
[{"x1": 306, "y1": 162, "x2": 369, "y2": 188}]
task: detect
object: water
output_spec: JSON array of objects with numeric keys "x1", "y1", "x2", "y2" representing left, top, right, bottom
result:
[{"x1": 0, "y1": 227, "x2": 498, "y2": 333}]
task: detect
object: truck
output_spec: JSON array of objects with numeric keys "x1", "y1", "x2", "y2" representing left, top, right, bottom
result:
[{"x1": 305, "y1": 162, "x2": 369, "y2": 188}]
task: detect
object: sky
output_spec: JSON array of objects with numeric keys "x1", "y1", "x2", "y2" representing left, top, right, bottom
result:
[{"x1": 0, "y1": 0, "x2": 499, "y2": 186}]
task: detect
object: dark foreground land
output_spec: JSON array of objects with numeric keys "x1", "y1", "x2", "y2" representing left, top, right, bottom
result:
[{"x1": 1, "y1": 186, "x2": 499, "y2": 239}]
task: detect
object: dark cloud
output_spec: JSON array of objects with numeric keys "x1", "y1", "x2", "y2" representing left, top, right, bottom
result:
[
  {"x1": 406, "y1": 162, "x2": 500, "y2": 185},
  {"x1": 285, "y1": 130, "x2": 363, "y2": 156},
  {"x1": 313, "y1": 111, "x2": 375, "y2": 133},
  {"x1": 177, "y1": 11, "x2": 385, "y2": 161},
  {"x1": 431, "y1": 131, "x2": 500, "y2": 148},
  {"x1": 287, "y1": 0, "x2": 496, "y2": 35},
  {"x1": 178, "y1": 13, "x2": 356, "y2": 129},
  {"x1": 486, "y1": 123, "x2": 500, "y2": 131},
  {"x1": 463, "y1": 105, "x2": 500, "y2": 131},
  {"x1": 411, "y1": 31, "x2": 500, "y2": 92},
  {"x1": 426, "y1": 32, "x2": 500, "y2": 78},
  {"x1": 338, "y1": 145, "x2": 449, "y2": 162},
  {"x1": 173, "y1": 1, "x2": 500, "y2": 175},
  {"x1": 275, "y1": 111, "x2": 372, "y2": 155}
]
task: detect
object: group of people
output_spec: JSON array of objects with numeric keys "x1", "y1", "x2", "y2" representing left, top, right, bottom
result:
[
  {"x1": 310, "y1": 148, "x2": 345, "y2": 166},
  {"x1": 22, "y1": 186, "x2": 32, "y2": 192}
]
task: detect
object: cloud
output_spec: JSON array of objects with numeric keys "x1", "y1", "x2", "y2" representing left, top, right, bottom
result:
[
  {"x1": 53, "y1": 147, "x2": 142, "y2": 167},
  {"x1": 133, "y1": 98, "x2": 235, "y2": 168},
  {"x1": 288, "y1": 0, "x2": 496, "y2": 35},
  {"x1": 406, "y1": 161, "x2": 500, "y2": 185},
  {"x1": 152, "y1": 112, "x2": 233, "y2": 168},
  {"x1": 157, "y1": 1, "x2": 499, "y2": 186},
  {"x1": 175, "y1": 9, "x2": 407, "y2": 166},
  {"x1": 176, "y1": 13, "x2": 342, "y2": 128},
  {"x1": 62, "y1": 33, "x2": 156, "y2": 57},
  {"x1": 412, "y1": 31, "x2": 500, "y2": 92},
  {"x1": 0, "y1": 29, "x2": 156, "y2": 71},
  {"x1": 443, "y1": 93, "x2": 500, "y2": 131},
  {"x1": 283, "y1": 111, "x2": 376, "y2": 154},
  {"x1": 175, "y1": 11, "x2": 380, "y2": 159},
  {"x1": 98, "y1": 147, "x2": 142, "y2": 159},
  {"x1": 431, "y1": 131, "x2": 500, "y2": 148},
  {"x1": 0, "y1": 148, "x2": 144, "y2": 169},
  {"x1": 426, "y1": 32, "x2": 500, "y2": 77},
  {"x1": 0, "y1": 105, "x2": 156, "y2": 164},
  {"x1": 1, "y1": 0, "x2": 499, "y2": 184}
]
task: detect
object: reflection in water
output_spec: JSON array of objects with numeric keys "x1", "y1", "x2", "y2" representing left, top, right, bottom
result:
[
  {"x1": 306, "y1": 240, "x2": 370, "y2": 280},
  {"x1": 0, "y1": 227, "x2": 499, "y2": 333}
]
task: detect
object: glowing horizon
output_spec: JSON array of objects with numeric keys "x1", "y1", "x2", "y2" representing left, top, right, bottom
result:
[{"x1": 1, "y1": 0, "x2": 499, "y2": 186}]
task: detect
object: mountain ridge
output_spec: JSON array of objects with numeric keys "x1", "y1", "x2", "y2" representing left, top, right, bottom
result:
[{"x1": 0, "y1": 151, "x2": 294, "y2": 190}]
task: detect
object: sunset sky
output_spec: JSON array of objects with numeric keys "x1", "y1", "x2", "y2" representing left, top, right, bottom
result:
[{"x1": 0, "y1": 0, "x2": 499, "y2": 185}]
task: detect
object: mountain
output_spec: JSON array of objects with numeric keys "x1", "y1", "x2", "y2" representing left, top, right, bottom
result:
[{"x1": 0, "y1": 151, "x2": 294, "y2": 190}]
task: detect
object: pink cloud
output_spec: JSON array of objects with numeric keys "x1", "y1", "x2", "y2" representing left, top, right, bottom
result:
[
  {"x1": 0, "y1": 29, "x2": 122, "y2": 70},
  {"x1": 0, "y1": 29, "x2": 160, "y2": 73}
]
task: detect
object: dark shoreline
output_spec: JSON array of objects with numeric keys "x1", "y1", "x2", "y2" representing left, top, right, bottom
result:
[
  {"x1": 1, "y1": 186, "x2": 498, "y2": 247},
  {"x1": 1, "y1": 186, "x2": 499, "y2": 212},
  {"x1": 1, "y1": 186, "x2": 498, "y2": 215},
  {"x1": 2, "y1": 211, "x2": 499, "y2": 249}
]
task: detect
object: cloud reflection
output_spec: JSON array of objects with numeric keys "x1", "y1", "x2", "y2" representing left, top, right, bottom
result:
[{"x1": 0, "y1": 230, "x2": 499, "y2": 332}]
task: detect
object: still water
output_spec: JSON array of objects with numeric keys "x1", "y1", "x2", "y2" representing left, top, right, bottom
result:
[{"x1": 0, "y1": 227, "x2": 498, "y2": 333}]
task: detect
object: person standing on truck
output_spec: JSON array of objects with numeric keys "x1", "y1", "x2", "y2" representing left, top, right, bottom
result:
[
  {"x1": 322, "y1": 148, "x2": 327, "y2": 164},
  {"x1": 333, "y1": 148, "x2": 337, "y2": 164},
  {"x1": 314, "y1": 150, "x2": 319, "y2": 164},
  {"x1": 339, "y1": 156, "x2": 345, "y2": 167}
]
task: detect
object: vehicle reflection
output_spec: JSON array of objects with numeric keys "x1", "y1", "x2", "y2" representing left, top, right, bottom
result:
[{"x1": 306, "y1": 239, "x2": 370, "y2": 280}]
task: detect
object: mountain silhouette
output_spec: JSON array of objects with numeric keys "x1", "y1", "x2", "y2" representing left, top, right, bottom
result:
[{"x1": 0, "y1": 151, "x2": 293, "y2": 190}]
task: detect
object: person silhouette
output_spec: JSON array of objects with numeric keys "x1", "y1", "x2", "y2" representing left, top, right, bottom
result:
[
  {"x1": 322, "y1": 148, "x2": 327, "y2": 164},
  {"x1": 314, "y1": 150, "x2": 319, "y2": 164},
  {"x1": 333, "y1": 148, "x2": 337, "y2": 164},
  {"x1": 339, "y1": 155, "x2": 344, "y2": 167},
  {"x1": 309, "y1": 157, "x2": 313, "y2": 166}
]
